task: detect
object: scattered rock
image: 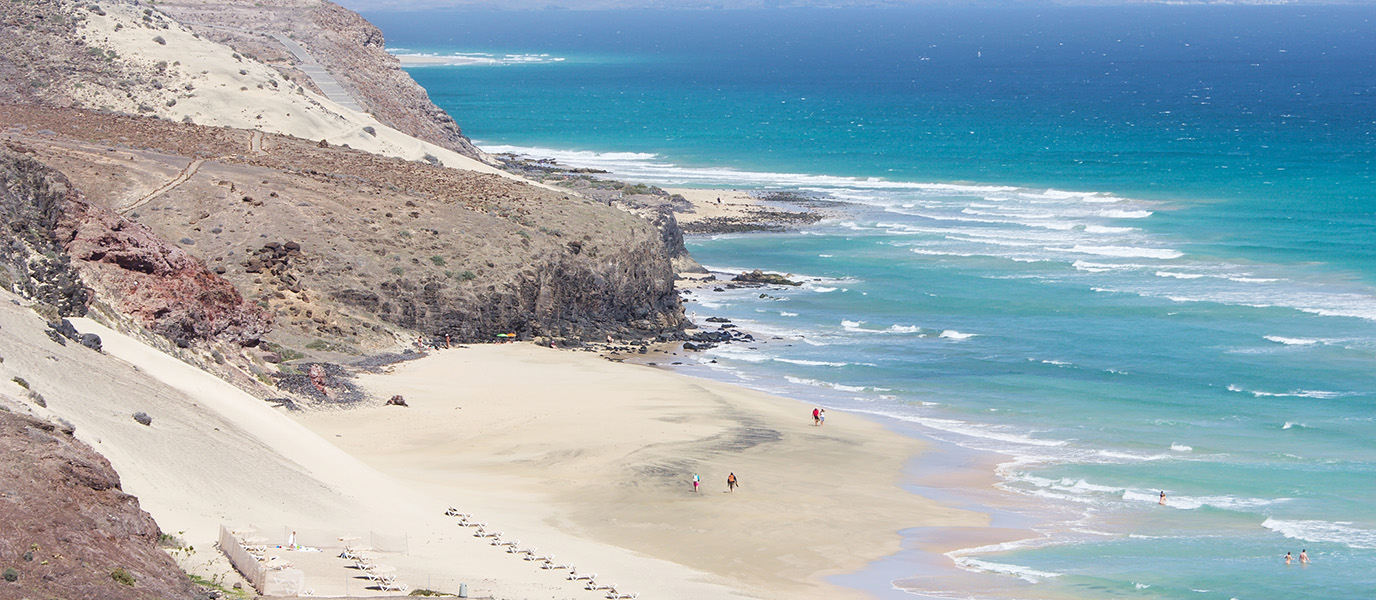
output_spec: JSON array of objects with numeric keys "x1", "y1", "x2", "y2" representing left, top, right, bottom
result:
[{"x1": 732, "y1": 269, "x2": 802, "y2": 286}]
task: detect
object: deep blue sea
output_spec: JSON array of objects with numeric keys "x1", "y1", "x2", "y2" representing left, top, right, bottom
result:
[{"x1": 367, "y1": 7, "x2": 1376, "y2": 599}]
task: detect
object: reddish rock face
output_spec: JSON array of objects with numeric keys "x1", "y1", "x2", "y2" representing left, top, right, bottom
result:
[
  {"x1": 0, "y1": 148, "x2": 270, "y2": 347},
  {"x1": 58, "y1": 198, "x2": 272, "y2": 346},
  {"x1": 0, "y1": 410, "x2": 204, "y2": 600}
]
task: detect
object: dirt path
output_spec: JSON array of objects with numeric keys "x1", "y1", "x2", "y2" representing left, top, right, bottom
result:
[
  {"x1": 250, "y1": 130, "x2": 264, "y2": 154},
  {"x1": 120, "y1": 158, "x2": 205, "y2": 214}
]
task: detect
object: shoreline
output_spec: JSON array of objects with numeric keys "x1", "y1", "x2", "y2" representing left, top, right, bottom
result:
[{"x1": 294, "y1": 342, "x2": 993, "y2": 600}]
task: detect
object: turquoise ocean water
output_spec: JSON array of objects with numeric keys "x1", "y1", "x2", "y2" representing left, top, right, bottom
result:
[{"x1": 367, "y1": 7, "x2": 1376, "y2": 599}]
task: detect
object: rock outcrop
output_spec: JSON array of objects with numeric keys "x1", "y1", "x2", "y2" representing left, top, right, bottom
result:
[
  {"x1": 0, "y1": 147, "x2": 271, "y2": 346},
  {"x1": 0, "y1": 147, "x2": 90, "y2": 316},
  {"x1": 732, "y1": 269, "x2": 802, "y2": 286},
  {"x1": 0, "y1": 408, "x2": 205, "y2": 600},
  {"x1": 58, "y1": 189, "x2": 273, "y2": 346}
]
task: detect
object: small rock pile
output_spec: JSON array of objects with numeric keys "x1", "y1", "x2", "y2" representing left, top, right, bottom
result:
[{"x1": 244, "y1": 241, "x2": 305, "y2": 293}]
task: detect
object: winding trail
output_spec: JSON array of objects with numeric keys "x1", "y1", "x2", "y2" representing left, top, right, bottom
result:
[{"x1": 120, "y1": 158, "x2": 205, "y2": 214}]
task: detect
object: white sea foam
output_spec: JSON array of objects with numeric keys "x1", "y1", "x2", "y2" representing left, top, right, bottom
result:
[
  {"x1": 393, "y1": 51, "x2": 567, "y2": 67},
  {"x1": 1262, "y1": 518, "x2": 1376, "y2": 550},
  {"x1": 1072, "y1": 260, "x2": 1153, "y2": 272},
  {"x1": 1156, "y1": 271, "x2": 1206, "y2": 279},
  {"x1": 704, "y1": 345, "x2": 770, "y2": 363},
  {"x1": 889, "y1": 324, "x2": 922, "y2": 334},
  {"x1": 478, "y1": 143, "x2": 1043, "y2": 194},
  {"x1": 940, "y1": 330, "x2": 977, "y2": 340},
  {"x1": 1053, "y1": 245, "x2": 1183, "y2": 260},
  {"x1": 1171, "y1": 443, "x2": 1193, "y2": 452},
  {"x1": 812, "y1": 286, "x2": 838, "y2": 293},
  {"x1": 1265, "y1": 335, "x2": 1320, "y2": 346},
  {"x1": 1099, "y1": 209, "x2": 1154, "y2": 219},
  {"x1": 1229, "y1": 384, "x2": 1344, "y2": 400},
  {"x1": 904, "y1": 416, "x2": 1068, "y2": 448},
  {"x1": 774, "y1": 358, "x2": 851, "y2": 367},
  {"x1": 779, "y1": 311, "x2": 799, "y2": 317},
  {"x1": 783, "y1": 375, "x2": 878, "y2": 393},
  {"x1": 1123, "y1": 490, "x2": 1285, "y2": 511},
  {"x1": 950, "y1": 557, "x2": 1061, "y2": 583}
]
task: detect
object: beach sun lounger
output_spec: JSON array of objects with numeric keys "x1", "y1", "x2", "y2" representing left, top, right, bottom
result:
[
  {"x1": 586, "y1": 581, "x2": 617, "y2": 592},
  {"x1": 378, "y1": 580, "x2": 409, "y2": 593},
  {"x1": 606, "y1": 593, "x2": 638, "y2": 600},
  {"x1": 542, "y1": 562, "x2": 572, "y2": 570},
  {"x1": 568, "y1": 571, "x2": 596, "y2": 581}
]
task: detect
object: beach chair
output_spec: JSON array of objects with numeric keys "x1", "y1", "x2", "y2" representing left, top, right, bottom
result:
[
  {"x1": 352, "y1": 554, "x2": 378, "y2": 571},
  {"x1": 444, "y1": 507, "x2": 469, "y2": 517},
  {"x1": 526, "y1": 552, "x2": 553, "y2": 562},
  {"x1": 268, "y1": 573, "x2": 299, "y2": 595},
  {"x1": 378, "y1": 580, "x2": 409, "y2": 593},
  {"x1": 542, "y1": 561, "x2": 572, "y2": 570},
  {"x1": 607, "y1": 593, "x2": 638, "y2": 600},
  {"x1": 587, "y1": 581, "x2": 617, "y2": 592},
  {"x1": 568, "y1": 571, "x2": 596, "y2": 581}
]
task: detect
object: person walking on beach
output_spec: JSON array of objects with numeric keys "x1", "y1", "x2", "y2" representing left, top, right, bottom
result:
[
  {"x1": 819, "y1": 409, "x2": 826, "y2": 426},
  {"x1": 727, "y1": 472, "x2": 738, "y2": 492},
  {"x1": 692, "y1": 473, "x2": 700, "y2": 493},
  {"x1": 812, "y1": 407, "x2": 820, "y2": 426},
  {"x1": 1300, "y1": 549, "x2": 1309, "y2": 565}
]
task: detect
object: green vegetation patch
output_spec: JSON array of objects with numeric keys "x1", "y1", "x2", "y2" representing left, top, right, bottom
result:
[{"x1": 110, "y1": 567, "x2": 135, "y2": 586}]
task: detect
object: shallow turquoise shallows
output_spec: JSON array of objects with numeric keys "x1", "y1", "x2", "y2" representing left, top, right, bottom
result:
[{"x1": 370, "y1": 6, "x2": 1376, "y2": 599}]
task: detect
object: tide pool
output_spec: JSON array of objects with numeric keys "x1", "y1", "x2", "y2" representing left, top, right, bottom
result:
[{"x1": 370, "y1": 6, "x2": 1376, "y2": 598}]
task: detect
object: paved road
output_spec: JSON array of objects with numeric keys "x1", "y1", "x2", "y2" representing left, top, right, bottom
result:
[{"x1": 267, "y1": 33, "x2": 366, "y2": 113}]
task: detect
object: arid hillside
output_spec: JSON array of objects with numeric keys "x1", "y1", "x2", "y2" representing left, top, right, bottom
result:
[
  {"x1": 2, "y1": 105, "x2": 685, "y2": 367},
  {"x1": 0, "y1": 407, "x2": 205, "y2": 600},
  {"x1": 0, "y1": 0, "x2": 484, "y2": 162},
  {"x1": 152, "y1": 0, "x2": 489, "y2": 161}
]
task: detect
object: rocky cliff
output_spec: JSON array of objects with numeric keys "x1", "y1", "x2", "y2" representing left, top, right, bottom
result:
[
  {"x1": 0, "y1": 407, "x2": 205, "y2": 600},
  {"x1": 0, "y1": 145, "x2": 271, "y2": 347},
  {"x1": 2, "y1": 105, "x2": 684, "y2": 357}
]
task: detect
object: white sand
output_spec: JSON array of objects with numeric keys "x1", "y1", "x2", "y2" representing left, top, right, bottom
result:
[
  {"x1": 296, "y1": 344, "x2": 987, "y2": 599},
  {"x1": 70, "y1": 2, "x2": 561, "y2": 190},
  {"x1": 0, "y1": 291, "x2": 988, "y2": 598},
  {"x1": 663, "y1": 187, "x2": 760, "y2": 225}
]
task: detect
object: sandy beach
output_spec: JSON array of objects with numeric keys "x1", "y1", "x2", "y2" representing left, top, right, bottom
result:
[
  {"x1": 661, "y1": 188, "x2": 760, "y2": 225},
  {"x1": 0, "y1": 285, "x2": 988, "y2": 599},
  {"x1": 298, "y1": 343, "x2": 988, "y2": 599}
]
